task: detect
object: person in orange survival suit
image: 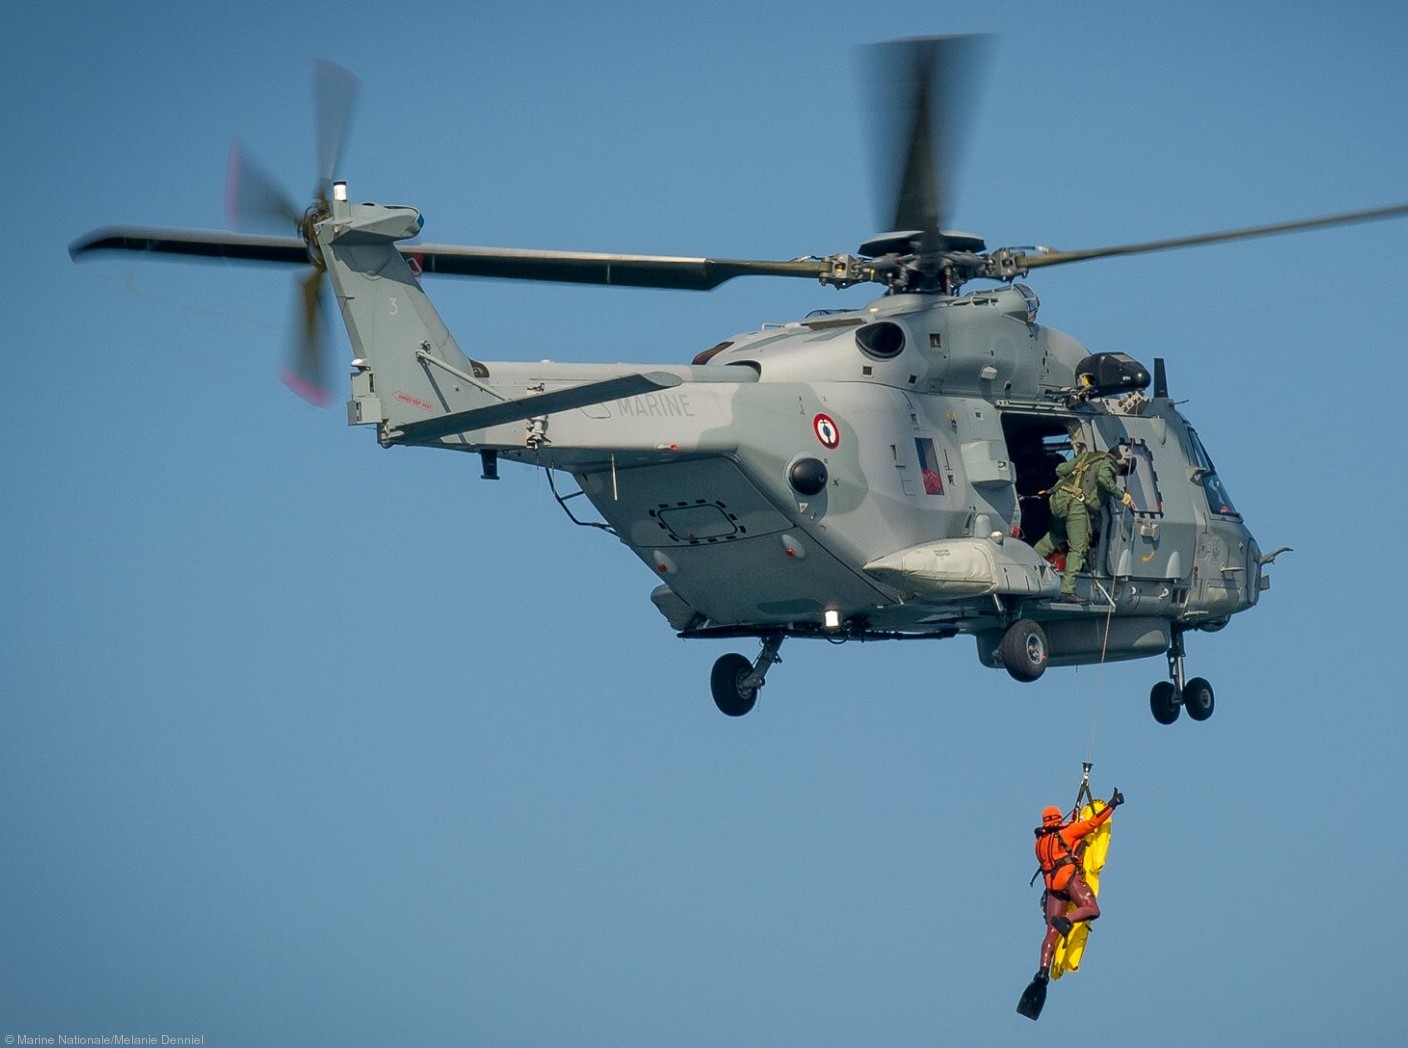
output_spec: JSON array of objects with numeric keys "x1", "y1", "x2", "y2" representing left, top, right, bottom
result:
[{"x1": 1032, "y1": 789, "x2": 1124, "y2": 984}]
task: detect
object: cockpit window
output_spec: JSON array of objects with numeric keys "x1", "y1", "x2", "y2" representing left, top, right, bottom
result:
[{"x1": 1187, "y1": 427, "x2": 1241, "y2": 519}]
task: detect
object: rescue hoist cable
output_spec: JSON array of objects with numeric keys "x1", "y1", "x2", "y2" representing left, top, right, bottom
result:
[
  {"x1": 1084, "y1": 491, "x2": 1131, "y2": 767},
  {"x1": 1084, "y1": 596, "x2": 1115, "y2": 766}
]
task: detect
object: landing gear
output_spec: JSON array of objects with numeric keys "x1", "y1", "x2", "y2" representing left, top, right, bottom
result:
[
  {"x1": 1150, "y1": 681, "x2": 1180, "y2": 725},
  {"x1": 998, "y1": 618, "x2": 1049, "y2": 683},
  {"x1": 710, "y1": 634, "x2": 784, "y2": 717},
  {"x1": 1183, "y1": 677, "x2": 1215, "y2": 721},
  {"x1": 1150, "y1": 629, "x2": 1216, "y2": 725}
]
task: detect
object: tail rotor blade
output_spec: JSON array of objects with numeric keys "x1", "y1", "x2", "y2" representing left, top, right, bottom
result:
[
  {"x1": 226, "y1": 141, "x2": 302, "y2": 234},
  {"x1": 313, "y1": 59, "x2": 359, "y2": 193},
  {"x1": 282, "y1": 268, "x2": 335, "y2": 406}
]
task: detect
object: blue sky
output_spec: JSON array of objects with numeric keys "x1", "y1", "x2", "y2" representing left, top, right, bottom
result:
[{"x1": 5, "y1": 2, "x2": 1407, "y2": 1044}]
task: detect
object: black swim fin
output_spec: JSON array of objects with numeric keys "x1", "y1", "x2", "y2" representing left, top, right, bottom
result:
[{"x1": 1016, "y1": 972, "x2": 1048, "y2": 1021}]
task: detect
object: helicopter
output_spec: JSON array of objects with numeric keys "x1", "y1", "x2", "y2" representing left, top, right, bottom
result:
[{"x1": 70, "y1": 38, "x2": 1408, "y2": 723}]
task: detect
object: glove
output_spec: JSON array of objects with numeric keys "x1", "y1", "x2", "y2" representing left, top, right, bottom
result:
[
  {"x1": 1121, "y1": 491, "x2": 1134, "y2": 508},
  {"x1": 1108, "y1": 788, "x2": 1124, "y2": 808}
]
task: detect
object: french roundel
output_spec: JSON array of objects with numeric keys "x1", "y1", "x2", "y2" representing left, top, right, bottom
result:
[{"x1": 813, "y1": 413, "x2": 840, "y2": 450}]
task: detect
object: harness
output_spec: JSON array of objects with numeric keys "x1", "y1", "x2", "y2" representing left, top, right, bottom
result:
[
  {"x1": 1033, "y1": 827, "x2": 1082, "y2": 892},
  {"x1": 1054, "y1": 451, "x2": 1112, "y2": 507},
  {"x1": 1029, "y1": 765, "x2": 1098, "y2": 892}
]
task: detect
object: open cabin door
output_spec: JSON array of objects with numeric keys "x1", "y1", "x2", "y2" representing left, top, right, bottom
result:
[
  {"x1": 1096, "y1": 419, "x2": 1196, "y2": 585},
  {"x1": 999, "y1": 412, "x2": 1074, "y2": 548},
  {"x1": 1002, "y1": 410, "x2": 1198, "y2": 587}
]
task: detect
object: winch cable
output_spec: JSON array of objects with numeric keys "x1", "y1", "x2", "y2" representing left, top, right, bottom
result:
[
  {"x1": 1084, "y1": 608, "x2": 1114, "y2": 768},
  {"x1": 1084, "y1": 496, "x2": 1131, "y2": 768}
]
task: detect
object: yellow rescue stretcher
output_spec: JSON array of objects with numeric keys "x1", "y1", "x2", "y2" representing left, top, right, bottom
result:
[{"x1": 1050, "y1": 798, "x2": 1112, "y2": 979}]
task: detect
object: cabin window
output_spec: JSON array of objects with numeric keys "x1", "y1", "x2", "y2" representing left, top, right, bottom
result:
[
  {"x1": 915, "y1": 437, "x2": 945, "y2": 495},
  {"x1": 1121, "y1": 441, "x2": 1163, "y2": 515}
]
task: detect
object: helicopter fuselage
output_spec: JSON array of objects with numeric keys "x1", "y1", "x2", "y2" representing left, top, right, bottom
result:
[{"x1": 328, "y1": 199, "x2": 1262, "y2": 673}]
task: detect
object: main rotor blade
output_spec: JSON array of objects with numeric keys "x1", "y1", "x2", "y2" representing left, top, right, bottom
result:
[
  {"x1": 862, "y1": 36, "x2": 992, "y2": 250},
  {"x1": 1017, "y1": 201, "x2": 1408, "y2": 271},
  {"x1": 313, "y1": 59, "x2": 359, "y2": 191},
  {"x1": 70, "y1": 227, "x2": 311, "y2": 265},
  {"x1": 405, "y1": 244, "x2": 832, "y2": 290},
  {"x1": 70, "y1": 226, "x2": 836, "y2": 291}
]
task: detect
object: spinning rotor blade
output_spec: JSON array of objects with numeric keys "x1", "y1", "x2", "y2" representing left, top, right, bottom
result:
[
  {"x1": 70, "y1": 225, "x2": 334, "y2": 404},
  {"x1": 221, "y1": 59, "x2": 356, "y2": 401},
  {"x1": 285, "y1": 268, "x2": 334, "y2": 405},
  {"x1": 862, "y1": 35, "x2": 991, "y2": 251},
  {"x1": 1011, "y1": 201, "x2": 1408, "y2": 272},
  {"x1": 70, "y1": 227, "x2": 310, "y2": 265},
  {"x1": 68, "y1": 42, "x2": 1408, "y2": 327},
  {"x1": 405, "y1": 244, "x2": 833, "y2": 290},
  {"x1": 74, "y1": 60, "x2": 361, "y2": 406},
  {"x1": 225, "y1": 143, "x2": 302, "y2": 234},
  {"x1": 313, "y1": 60, "x2": 359, "y2": 193},
  {"x1": 227, "y1": 61, "x2": 358, "y2": 231},
  {"x1": 69, "y1": 228, "x2": 834, "y2": 291}
]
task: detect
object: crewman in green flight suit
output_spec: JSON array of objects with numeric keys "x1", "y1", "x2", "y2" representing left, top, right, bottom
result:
[{"x1": 1033, "y1": 440, "x2": 1133, "y2": 605}]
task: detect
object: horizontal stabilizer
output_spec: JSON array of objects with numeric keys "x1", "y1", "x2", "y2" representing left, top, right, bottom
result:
[{"x1": 392, "y1": 371, "x2": 684, "y2": 444}]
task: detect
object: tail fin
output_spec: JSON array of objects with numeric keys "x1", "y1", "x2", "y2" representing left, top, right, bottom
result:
[{"x1": 315, "y1": 187, "x2": 504, "y2": 433}]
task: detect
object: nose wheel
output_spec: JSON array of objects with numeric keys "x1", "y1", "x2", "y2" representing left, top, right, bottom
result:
[
  {"x1": 710, "y1": 634, "x2": 784, "y2": 717},
  {"x1": 1150, "y1": 630, "x2": 1215, "y2": 724}
]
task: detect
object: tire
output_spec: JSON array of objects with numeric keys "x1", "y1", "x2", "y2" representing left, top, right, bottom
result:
[
  {"x1": 1150, "y1": 681, "x2": 1180, "y2": 725},
  {"x1": 999, "y1": 619, "x2": 1049, "y2": 683},
  {"x1": 1183, "y1": 677, "x2": 1215, "y2": 721},
  {"x1": 710, "y1": 652, "x2": 758, "y2": 717}
]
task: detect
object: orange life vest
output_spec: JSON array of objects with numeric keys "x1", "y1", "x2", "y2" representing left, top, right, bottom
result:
[
  {"x1": 1035, "y1": 827, "x2": 1081, "y2": 892},
  {"x1": 1034, "y1": 804, "x2": 1113, "y2": 892}
]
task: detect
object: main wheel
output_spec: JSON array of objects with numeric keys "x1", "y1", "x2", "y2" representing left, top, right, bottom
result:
[
  {"x1": 1183, "y1": 677, "x2": 1215, "y2": 721},
  {"x1": 998, "y1": 619, "x2": 1049, "y2": 683},
  {"x1": 710, "y1": 652, "x2": 758, "y2": 717},
  {"x1": 1150, "y1": 681, "x2": 1180, "y2": 725}
]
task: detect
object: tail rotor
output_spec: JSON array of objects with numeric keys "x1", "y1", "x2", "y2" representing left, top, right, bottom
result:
[{"x1": 223, "y1": 60, "x2": 359, "y2": 405}]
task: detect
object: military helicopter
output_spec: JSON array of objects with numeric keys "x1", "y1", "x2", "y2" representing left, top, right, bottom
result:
[{"x1": 70, "y1": 38, "x2": 1408, "y2": 723}]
